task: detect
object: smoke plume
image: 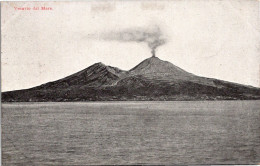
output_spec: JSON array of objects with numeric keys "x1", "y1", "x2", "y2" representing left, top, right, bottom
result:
[{"x1": 96, "y1": 26, "x2": 167, "y2": 57}]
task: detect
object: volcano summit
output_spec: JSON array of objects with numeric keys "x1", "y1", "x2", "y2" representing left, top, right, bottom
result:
[{"x1": 2, "y1": 56, "x2": 260, "y2": 102}]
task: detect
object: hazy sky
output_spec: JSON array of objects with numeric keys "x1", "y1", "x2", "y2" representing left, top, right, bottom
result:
[{"x1": 2, "y1": 0, "x2": 260, "y2": 92}]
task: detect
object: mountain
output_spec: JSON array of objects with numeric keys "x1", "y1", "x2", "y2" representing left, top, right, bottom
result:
[
  {"x1": 36, "y1": 62, "x2": 126, "y2": 89},
  {"x1": 2, "y1": 56, "x2": 260, "y2": 102},
  {"x1": 129, "y1": 56, "x2": 191, "y2": 76}
]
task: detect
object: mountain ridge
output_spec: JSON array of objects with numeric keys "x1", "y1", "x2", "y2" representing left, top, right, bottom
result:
[
  {"x1": 2, "y1": 56, "x2": 260, "y2": 102},
  {"x1": 129, "y1": 57, "x2": 192, "y2": 76}
]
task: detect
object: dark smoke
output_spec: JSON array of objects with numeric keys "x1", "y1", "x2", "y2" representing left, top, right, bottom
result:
[{"x1": 97, "y1": 26, "x2": 167, "y2": 57}]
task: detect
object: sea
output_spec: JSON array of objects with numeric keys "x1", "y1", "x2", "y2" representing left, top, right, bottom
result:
[{"x1": 2, "y1": 101, "x2": 260, "y2": 165}]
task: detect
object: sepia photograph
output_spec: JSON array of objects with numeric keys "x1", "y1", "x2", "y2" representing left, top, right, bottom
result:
[{"x1": 1, "y1": 0, "x2": 260, "y2": 165}]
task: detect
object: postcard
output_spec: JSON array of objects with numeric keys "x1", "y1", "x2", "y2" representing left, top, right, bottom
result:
[{"x1": 1, "y1": 1, "x2": 260, "y2": 165}]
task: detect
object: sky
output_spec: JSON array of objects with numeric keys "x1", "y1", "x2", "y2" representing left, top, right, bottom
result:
[{"x1": 1, "y1": 0, "x2": 260, "y2": 92}]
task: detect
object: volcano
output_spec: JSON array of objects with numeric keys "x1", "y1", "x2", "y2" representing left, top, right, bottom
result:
[{"x1": 2, "y1": 56, "x2": 260, "y2": 102}]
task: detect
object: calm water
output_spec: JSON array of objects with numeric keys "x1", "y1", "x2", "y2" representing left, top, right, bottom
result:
[{"x1": 2, "y1": 101, "x2": 260, "y2": 165}]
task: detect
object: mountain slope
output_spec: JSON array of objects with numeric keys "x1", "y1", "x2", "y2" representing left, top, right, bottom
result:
[
  {"x1": 2, "y1": 56, "x2": 260, "y2": 102},
  {"x1": 129, "y1": 56, "x2": 192, "y2": 76},
  {"x1": 35, "y1": 62, "x2": 126, "y2": 89}
]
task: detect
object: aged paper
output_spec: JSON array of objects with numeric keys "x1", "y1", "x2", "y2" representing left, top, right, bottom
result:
[{"x1": 1, "y1": 1, "x2": 260, "y2": 165}]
